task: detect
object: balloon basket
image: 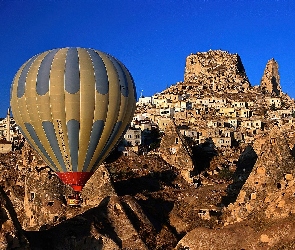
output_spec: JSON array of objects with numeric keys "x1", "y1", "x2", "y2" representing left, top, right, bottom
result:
[{"x1": 67, "y1": 192, "x2": 82, "y2": 206}]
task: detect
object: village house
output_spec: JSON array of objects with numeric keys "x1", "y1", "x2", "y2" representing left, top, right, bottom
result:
[
  {"x1": 0, "y1": 117, "x2": 15, "y2": 142},
  {"x1": 212, "y1": 137, "x2": 232, "y2": 147},
  {"x1": 219, "y1": 107, "x2": 236, "y2": 118},
  {"x1": 207, "y1": 120, "x2": 224, "y2": 128},
  {"x1": 162, "y1": 93, "x2": 181, "y2": 102},
  {"x1": 0, "y1": 109, "x2": 22, "y2": 152},
  {"x1": 178, "y1": 126, "x2": 202, "y2": 141},
  {"x1": 265, "y1": 97, "x2": 281, "y2": 109},
  {"x1": 137, "y1": 96, "x2": 153, "y2": 106},
  {"x1": 132, "y1": 113, "x2": 150, "y2": 124},
  {"x1": 237, "y1": 108, "x2": 252, "y2": 118},
  {"x1": 174, "y1": 101, "x2": 192, "y2": 112},
  {"x1": 157, "y1": 117, "x2": 172, "y2": 132},
  {"x1": 225, "y1": 118, "x2": 238, "y2": 128},
  {"x1": 195, "y1": 98, "x2": 210, "y2": 106},
  {"x1": 239, "y1": 120, "x2": 263, "y2": 134},
  {"x1": 154, "y1": 97, "x2": 172, "y2": 109},
  {"x1": 0, "y1": 139, "x2": 12, "y2": 153},
  {"x1": 231, "y1": 101, "x2": 247, "y2": 108},
  {"x1": 124, "y1": 127, "x2": 141, "y2": 146},
  {"x1": 160, "y1": 107, "x2": 175, "y2": 117},
  {"x1": 276, "y1": 109, "x2": 293, "y2": 118},
  {"x1": 134, "y1": 119, "x2": 153, "y2": 131}
]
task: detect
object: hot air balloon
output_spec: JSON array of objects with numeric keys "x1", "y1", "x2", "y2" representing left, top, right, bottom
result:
[{"x1": 10, "y1": 47, "x2": 136, "y2": 202}]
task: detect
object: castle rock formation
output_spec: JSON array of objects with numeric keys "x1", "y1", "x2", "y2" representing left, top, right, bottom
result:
[{"x1": 184, "y1": 50, "x2": 250, "y2": 93}]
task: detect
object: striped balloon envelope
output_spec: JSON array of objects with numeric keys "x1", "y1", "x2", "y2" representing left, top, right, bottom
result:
[{"x1": 10, "y1": 47, "x2": 136, "y2": 192}]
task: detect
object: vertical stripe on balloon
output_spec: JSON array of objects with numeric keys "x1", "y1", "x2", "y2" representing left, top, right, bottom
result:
[
  {"x1": 82, "y1": 120, "x2": 105, "y2": 172},
  {"x1": 86, "y1": 49, "x2": 109, "y2": 95},
  {"x1": 67, "y1": 119, "x2": 80, "y2": 172},
  {"x1": 42, "y1": 121, "x2": 67, "y2": 172},
  {"x1": 24, "y1": 123, "x2": 58, "y2": 171},
  {"x1": 36, "y1": 49, "x2": 59, "y2": 95},
  {"x1": 65, "y1": 48, "x2": 80, "y2": 94},
  {"x1": 107, "y1": 55, "x2": 129, "y2": 97},
  {"x1": 17, "y1": 55, "x2": 38, "y2": 98}
]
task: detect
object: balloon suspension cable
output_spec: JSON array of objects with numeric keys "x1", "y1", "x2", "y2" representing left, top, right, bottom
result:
[{"x1": 74, "y1": 191, "x2": 80, "y2": 200}]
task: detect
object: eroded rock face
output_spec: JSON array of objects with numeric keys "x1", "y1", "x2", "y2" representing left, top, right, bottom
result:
[
  {"x1": 0, "y1": 186, "x2": 30, "y2": 249},
  {"x1": 184, "y1": 50, "x2": 250, "y2": 92},
  {"x1": 23, "y1": 196, "x2": 148, "y2": 249},
  {"x1": 260, "y1": 58, "x2": 281, "y2": 96},
  {"x1": 175, "y1": 218, "x2": 295, "y2": 250},
  {"x1": 159, "y1": 120, "x2": 194, "y2": 183},
  {"x1": 224, "y1": 127, "x2": 295, "y2": 225}
]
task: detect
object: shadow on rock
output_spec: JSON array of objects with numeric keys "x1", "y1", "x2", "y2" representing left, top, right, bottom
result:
[
  {"x1": 291, "y1": 144, "x2": 295, "y2": 159},
  {"x1": 191, "y1": 138, "x2": 218, "y2": 175},
  {"x1": 221, "y1": 145, "x2": 257, "y2": 206},
  {"x1": 137, "y1": 197, "x2": 174, "y2": 233},
  {"x1": 113, "y1": 170, "x2": 176, "y2": 196},
  {"x1": 24, "y1": 197, "x2": 121, "y2": 250},
  {"x1": 0, "y1": 185, "x2": 29, "y2": 249}
]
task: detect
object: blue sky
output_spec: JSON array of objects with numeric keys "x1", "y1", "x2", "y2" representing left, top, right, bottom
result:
[{"x1": 0, "y1": 0, "x2": 294, "y2": 117}]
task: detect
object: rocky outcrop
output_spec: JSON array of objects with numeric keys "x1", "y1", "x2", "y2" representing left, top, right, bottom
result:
[
  {"x1": 159, "y1": 119, "x2": 194, "y2": 183},
  {"x1": 260, "y1": 58, "x2": 281, "y2": 96},
  {"x1": 23, "y1": 196, "x2": 151, "y2": 249},
  {"x1": 21, "y1": 163, "x2": 115, "y2": 231},
  {"x1": 224, "y1": 127, "x2": 295, "y2": 225},
  {"x1": 0, "y1": 186, "x2": 29, "y2": 249},
  {"x1": 175, "y1": 218, "x2": 295, "y2": 250},
  {"x1": 184, "y1": 50, "x2": 250, "y2": 92}
]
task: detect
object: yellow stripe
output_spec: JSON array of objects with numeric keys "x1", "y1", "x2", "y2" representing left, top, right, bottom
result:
[
  {"x1": 65, "y1": 92, "x2": 80, "y2": 121},
  {"x1": 76, "y1": 48, "x2": 96, "y2": 171},
  {"x1": 93, "y1": 92, "x2": 109, "y2": 120},
  {"x1": 49, "y1": 48, "x2": 72, "y2": 172},
  {"x1": 17, "y1": 61, "x2": 47, "y2": 162},
  {"x1": 81, "y1": 92, "x2": 108, "y2": 171},
  {"x1": 36, "y1": 90, "x2": 60, "y2": 170}
]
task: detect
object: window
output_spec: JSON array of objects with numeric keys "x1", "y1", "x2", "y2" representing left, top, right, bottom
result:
[{"x1": 30, "y1": 192, "x2": 35, "y2": 201}]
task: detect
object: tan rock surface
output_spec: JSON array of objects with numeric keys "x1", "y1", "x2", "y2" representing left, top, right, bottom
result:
[
  {"x1": 224, "y1": 127, "x2": 295, "y2": 225},
  {"x1": 260, "y1": 58, "x2": 281, "y2": 96}
]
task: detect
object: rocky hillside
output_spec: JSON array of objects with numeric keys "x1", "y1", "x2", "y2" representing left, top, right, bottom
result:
[
  {"x1": 1, "y1": 125, "x2": 295, "y2": 249},
  {"x1": 1, "y1": 49, "x2": 295, "y2": 249}
]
